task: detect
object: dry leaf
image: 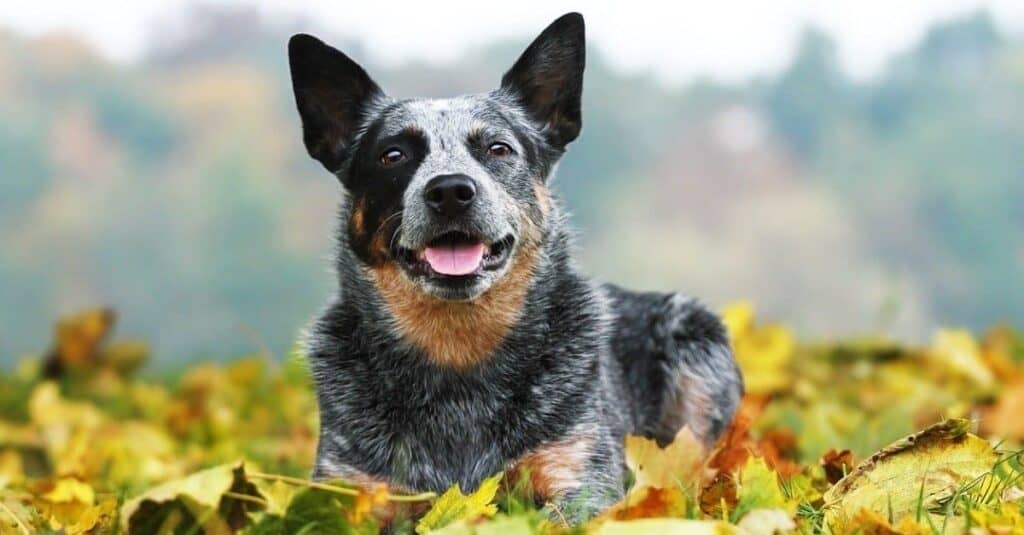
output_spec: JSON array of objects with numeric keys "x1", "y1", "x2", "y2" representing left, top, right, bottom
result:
[
  {"x1": 823, "y1": 419, "x2": 999, "y2": 528},
  {"x1": 625, "y1": 426, "x2": 705, "y2": 491}
]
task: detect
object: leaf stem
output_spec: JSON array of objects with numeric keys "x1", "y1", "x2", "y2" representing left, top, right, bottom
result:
[
  {"x1": 224, "y1": 491, "x2": 269, "y2": 506},
  {"x1": 246, "y1": 472, "x2": 437, "y2": 502},
  {"x1": 0, "y1": 500, "x2": 30, "y2": 535}
]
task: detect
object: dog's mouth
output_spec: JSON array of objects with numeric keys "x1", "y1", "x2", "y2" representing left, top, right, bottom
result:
[{"x1": 396, "y1": 232, "x2": 515, "y2": 280}]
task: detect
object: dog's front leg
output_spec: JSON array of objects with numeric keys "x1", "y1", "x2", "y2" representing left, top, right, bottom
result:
[{"x1": 508, "y1": 424, "x2": 625, "y2": 523}]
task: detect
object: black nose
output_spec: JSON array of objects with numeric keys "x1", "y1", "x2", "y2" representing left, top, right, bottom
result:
[{"x1": 423, "y1": 174, "x2": 477, "y2": 217}]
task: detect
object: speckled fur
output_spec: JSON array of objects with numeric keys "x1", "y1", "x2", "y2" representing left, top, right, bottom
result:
[{"x1": 288, "y1": 13, "x2": 743, "y2": 522}]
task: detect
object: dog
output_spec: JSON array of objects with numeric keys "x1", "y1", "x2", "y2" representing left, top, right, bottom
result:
[{"x1": 288, "y1": 12, "x2": 743, "y2": 521}]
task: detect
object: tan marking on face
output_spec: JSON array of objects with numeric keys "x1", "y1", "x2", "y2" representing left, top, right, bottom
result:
[
  {"x1": 350, "y1": 198, "x2": 366, "y2": 238},
  {"x1": 533, "y1": 182, "x2": 551, "y2": 217},
  {"x1": 507, "y1": 430, "x2": 594, "y2": 501},
  {"x1": 369, "y1": 226, "x2": 392, "y2": 264},
  {"x1": 370, "y1": 243, "x2": 538, "y2": 368}
]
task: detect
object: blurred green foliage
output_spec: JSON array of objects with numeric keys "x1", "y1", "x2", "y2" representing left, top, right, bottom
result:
[{"x1": 0, "y1": 8, "x2": 1021, "y2": 363}]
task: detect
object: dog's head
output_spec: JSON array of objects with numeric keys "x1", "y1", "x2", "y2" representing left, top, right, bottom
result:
[{"x1": 288, "y1": 13, "x2": 584, "y2": 301}]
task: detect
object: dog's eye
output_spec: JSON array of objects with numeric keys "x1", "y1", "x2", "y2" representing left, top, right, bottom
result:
[
  {"x1": 487, "y1": 142, "x2": 514, "y2": 158},
  {"x1": 380, "y1": 148, "x2": 406, "y2": 166}
]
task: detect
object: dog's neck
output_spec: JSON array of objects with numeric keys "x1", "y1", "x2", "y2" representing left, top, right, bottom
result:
[{"x1": 334, "y1": 214, "x2": 571, "y2": 370}]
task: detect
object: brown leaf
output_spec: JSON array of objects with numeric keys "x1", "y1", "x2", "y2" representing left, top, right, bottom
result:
[
  {"x1": 699, "y1": 472, "x2": 737, "y2": 518},
  {"x1": 980, "y1": 379, "x2": 1024, "y2": 440},
  {"x1": 758, "y1": 429, "x2": 802, "y2": 479},
  {"x1": 43, "y1": 308, "x2": 116, "y2": 378},
  {"x1": 820, "y1": 449, "x2": 854, "y2": 485},
  {"x1": 706, "y1": 395, "x2": 765, "y2": 476}
]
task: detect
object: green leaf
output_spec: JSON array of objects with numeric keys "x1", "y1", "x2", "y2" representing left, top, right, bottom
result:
[
  {"x1": 732, "y1": 457, "x2": 790, "y2": 522},
  {"x1": 416, "y1": 474, "x2": 501, "y2": 534}
]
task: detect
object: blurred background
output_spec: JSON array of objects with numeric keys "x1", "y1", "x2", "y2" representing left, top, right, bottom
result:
[{"x1": 2, "y1": 1, "x2": 1023, "y2": 366}]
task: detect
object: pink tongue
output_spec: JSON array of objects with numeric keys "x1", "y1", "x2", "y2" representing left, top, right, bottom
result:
[{"x1": 423, "y1": 242, "x2": 486, "y2": 276}]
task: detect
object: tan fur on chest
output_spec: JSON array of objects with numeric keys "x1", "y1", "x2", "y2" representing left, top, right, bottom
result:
[{"x1": 369, "y1": 246, "x2": 539, "y2": 368}]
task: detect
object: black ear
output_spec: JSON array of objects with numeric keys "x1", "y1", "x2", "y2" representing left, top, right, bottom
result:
[
  {"x1": 288, "y1": 34, "x2": 383, "y2": 172},
  {"x1": 500, "y1": 13, "x2": 585, "y2": 148}
]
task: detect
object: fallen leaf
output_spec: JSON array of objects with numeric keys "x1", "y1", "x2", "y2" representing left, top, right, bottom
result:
[
  {"x1": 820, "y1": 449, "x2": 854, "y2": 485},
  {"x1": 120, "y1": 461, "x2": 262, "y2": 534},
  {"x1": 32, "y1": 477, "x2": 96, "y2": 531},
  {"x1": 758, "y1": 429, "x2": 802, "y2": 478},
  {"x1": 822, "y1": 419, "x2": 999, "y2": 528},
  {"x1": 736, "y1": 508, "x2": 796, "y2": 534},
  {"x1": 733, "y1": 457, "x2": 790, "y2": 521},
  {"x1": 699, "y1": 472, "x2": 737, "y2": 518},
  {"x1": 707, "y1": 395, "x2": 765, "y2": 476},
  {"x1": 930, "y1": 329, "x2": 995, "y2": 388},
  {"x1": 981, "y1": 379, "x2": 1024, "y2": 440},
  {"x1": 625, "y1": 426, "x2": 705, "y2": 491},
  {"x1": 602, "y1": 486, "x2": 688, "y2": 520},
  {"x1": 723, "y1": 302, "x2": 794, "y2": 395},
  {"x1": 416, "y1": 474, "x2": 501, "y2": 534},
  {"x1": 593, "y1": 518, "x2": 740, "y2": 534}
]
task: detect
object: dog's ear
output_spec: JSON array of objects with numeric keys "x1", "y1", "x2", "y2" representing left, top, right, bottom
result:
[
  {"x1": 500, "y1": 13, "x2": 585, "y2": 149},
  {"x1": 288, "y1": 34, "x2": 383, "y2": 172}
]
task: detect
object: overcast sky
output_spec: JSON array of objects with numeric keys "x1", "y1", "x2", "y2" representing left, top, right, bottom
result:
[{"x1": 6, "y1": 0, "x2": 1024, "y2": 84}]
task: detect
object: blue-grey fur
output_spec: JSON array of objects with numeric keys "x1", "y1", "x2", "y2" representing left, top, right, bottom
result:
[{"x1": 288, "y1": 12, "x2": 743, "y2": 524}]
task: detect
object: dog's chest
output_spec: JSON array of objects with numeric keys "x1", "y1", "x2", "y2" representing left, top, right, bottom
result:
[{"x1": 329, "y1": 363, "x2": 526, "y2": 490}]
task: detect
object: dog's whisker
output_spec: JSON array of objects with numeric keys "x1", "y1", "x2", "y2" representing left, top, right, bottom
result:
[{"x1": 382, "y1": 210, "x2": 405, "y2": 251}]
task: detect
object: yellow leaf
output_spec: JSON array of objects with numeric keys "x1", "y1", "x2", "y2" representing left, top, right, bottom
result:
[
  {"x1": 593, "y1": 518, "x2": 740, "y2": 534},
  {"x1": 432, "y1": 515, "x2": 534, "y2": 535},
  {"x1": 822, "y1": 419, "x2": 999, "y2": 529},
  {"x1": 735, "y1": 508, "x2": 795, "y2": 535},
  {"x1": 33, "y1": 478, "x2": 97, "y2": 531},
  {"x1": 734, "y1": 457, "x2": 790, "y2": 520},
  {"x1": 64, "y1": 495, "x2": 117, "y2": 535},
  {"x1": 0, "y1": 450, "x2": 24, "y2": 489},
  {"x1": 625, "y1": 426, "x2": 705, "y2": 491},
  {"x1": 120, "y1": 461, "x2": 261, "y2": 534},
  {"x1": 721, "y1": 301, "x2": 756, "y2": 339},
  {"x1": 41, "y1": 478, "x2": 93, "y2": 504},
  {"x1": 930, "y1": 329, "x2": 995, "y2": 387},
  {"x1": 253, "y1": 479, "x2": 297, "y2": 516},
  {"x1": 416, "y1": 474, "x2": 501, "y2": 534},
  {"x1": 722, "y1": 303, "x2": 793, "y2": 394},
  {"x1": 350, "y1": 483, "x2": 390, "y2": 524}
]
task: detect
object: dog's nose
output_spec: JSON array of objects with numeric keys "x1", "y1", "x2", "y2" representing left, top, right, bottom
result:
[{"x1": 423, "y1": 174, "x2": 477, "y2": 217}]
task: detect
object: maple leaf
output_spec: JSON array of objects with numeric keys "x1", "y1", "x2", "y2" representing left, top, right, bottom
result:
[
  {"x1": 732, "y1": 457, "x2": 791, "y2": 521},
  {"x1": 625, "y1": 426, "x2": 705, "y2": 492},
  {"x1": 416, "y1": 474, "x2": 501, "y2": 534}
]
